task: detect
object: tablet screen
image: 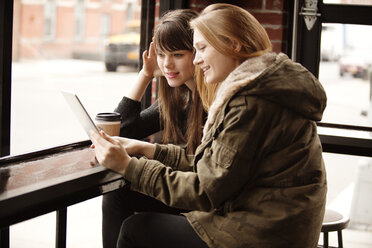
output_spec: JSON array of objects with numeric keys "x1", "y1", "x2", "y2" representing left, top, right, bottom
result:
[{"x1": 61, "y1": 91, "x2": 99, "y2": 138}]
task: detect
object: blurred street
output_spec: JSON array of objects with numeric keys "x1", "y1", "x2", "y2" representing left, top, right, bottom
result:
[{"x1": 11, "y1": 59, "x2": 138, "y2": 155}]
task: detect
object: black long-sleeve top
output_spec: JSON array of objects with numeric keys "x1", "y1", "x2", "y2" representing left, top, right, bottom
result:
[{"x1": 115, "y1": 96, "x2": 161, "y2": 139}]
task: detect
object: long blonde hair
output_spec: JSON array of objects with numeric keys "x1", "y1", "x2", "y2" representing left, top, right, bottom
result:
[
  {"x1": 153, "y1": 9, "x2": 204, "y2": 154},
  {"x1": 191, "y1": 3, "x2": 272, "y2": 108},
  {"x1": 195, "y1": 67, "x2": 218, "y2": 111}
]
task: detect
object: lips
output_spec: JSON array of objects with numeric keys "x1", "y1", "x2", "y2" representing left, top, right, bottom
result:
[
  {"x1": 201, "y1": 66, "x2": 210, "y2": 74},
  {"x1": 165, "y1": 72, "x2": 179, "y2": 79}
]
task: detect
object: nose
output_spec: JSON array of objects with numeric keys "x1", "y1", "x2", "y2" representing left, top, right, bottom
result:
[
  {"x1": 193, "y1": 51, "x2": 202, "y2": 65},
  {"x1": 164, "y1": 55, "x2": 173, "y2": 68}
]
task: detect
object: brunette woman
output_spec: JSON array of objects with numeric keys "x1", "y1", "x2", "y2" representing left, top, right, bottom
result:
[{"x1": 101, "y1": 9, "x2": 205, "y2": 248}]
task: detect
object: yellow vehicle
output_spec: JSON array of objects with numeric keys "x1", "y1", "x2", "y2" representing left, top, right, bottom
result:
[{"x1": 104, "y1": 20, "x2": 140, "y2": 71}]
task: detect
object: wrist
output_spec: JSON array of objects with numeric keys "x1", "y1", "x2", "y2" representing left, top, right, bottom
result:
[
  {"x1": 120, "y1": 155, "x2": 132, "y2": 175},
  {"x1": 139, "y1": 69, "x2": 153, "y2": 80},
  {"x1": 140, "y1": 142, "x2": 155, "y2": 159}
]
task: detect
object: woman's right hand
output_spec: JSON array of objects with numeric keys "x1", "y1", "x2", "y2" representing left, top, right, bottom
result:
[
  {"x1": 141, "y1": 41, "x2": 161, "y2": 78},
  {"x1": 126, "y1": 41, "x2": 161, "y2": 101}
]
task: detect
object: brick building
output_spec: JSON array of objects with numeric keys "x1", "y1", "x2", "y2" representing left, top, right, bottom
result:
[{"x1": 12, "y1": 0, "x2": 141, "y2": 61}]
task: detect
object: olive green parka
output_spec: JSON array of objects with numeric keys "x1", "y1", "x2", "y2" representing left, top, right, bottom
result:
[{"x1": 123, "y1": 52, "x2": 327, "y2": 248}]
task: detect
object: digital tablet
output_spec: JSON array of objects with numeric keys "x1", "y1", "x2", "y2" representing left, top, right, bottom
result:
[{"x1": 61, "y1": 91, "x2": 99, "y2": 138}]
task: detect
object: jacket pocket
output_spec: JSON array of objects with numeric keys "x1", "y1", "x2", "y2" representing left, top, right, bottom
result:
[{"x1": 211, "y1": 140, "x2": 237, "y2": 169}]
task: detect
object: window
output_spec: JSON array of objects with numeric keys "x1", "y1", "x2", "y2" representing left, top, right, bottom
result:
[
  {"x1": 319, "y1": 23, "x2": 372, "y2": 127},
  {"x1": 11, "y1": 0, "x2": 142, "y2": 155},
  {"x1": 126, "y1": 2, "x2": 133, "y2": 21},
  {"x1": 295, "y1": 0, "x2": 372, "y2": 241},
  {"x1": 75, "y1": 0, "x2": 85, "y2": 39},
  {"x1": 44, "y1": 0, "x2": 56, "y2": 39},
  {"x1": 101, "y1": 13, "x2": 111, "y2": 37},
  {"x1": 5, "y1": 0, "x2": 143, "y2": 246}
]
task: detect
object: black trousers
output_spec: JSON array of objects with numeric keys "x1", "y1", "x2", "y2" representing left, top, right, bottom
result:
[
  {"x1": 102, "y1": 186, "x2": 207, "y2": 248},
  {"x1": 116, "y1": 212, "x2": 208, "y2": 248}
]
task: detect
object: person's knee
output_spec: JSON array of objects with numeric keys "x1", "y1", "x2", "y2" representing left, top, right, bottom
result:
[
  {"x1": 116, "y1": 214, "x2": 146, "y2": 248},
  {"x1": 102, "y1": 194, "x2": 112, "y2": 213},
  {"x1": 102, "y1": 188, "x2": 131, "y2": 213}
]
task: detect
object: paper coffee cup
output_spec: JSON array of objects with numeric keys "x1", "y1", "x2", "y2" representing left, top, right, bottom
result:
[{"x1": 95, "y1": 112, "x2": 121, "y2": 136}]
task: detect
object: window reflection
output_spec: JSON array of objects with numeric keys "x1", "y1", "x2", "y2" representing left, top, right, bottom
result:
[{"x1": 319, "y1": 23, "x2": 372, "y2": 127}]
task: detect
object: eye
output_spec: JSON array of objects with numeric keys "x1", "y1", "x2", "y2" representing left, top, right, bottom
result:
[
  {"x1": 157, "y1": 53, "x2": 164, "y2": 57},
  {"x1": 174, "y1": 53, "x2": 184, "y2": 57},
  {"x1": 195, "y1": 46, "x2": 205, "y2": 52}
]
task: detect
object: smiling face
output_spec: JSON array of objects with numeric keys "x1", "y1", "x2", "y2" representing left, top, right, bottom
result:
[
  {"x1": 156, "y1": 49, "x2": 195, "y2": 88},
  {"x1": 193, "y1": 29, "x2": 240, "y2": 85}
]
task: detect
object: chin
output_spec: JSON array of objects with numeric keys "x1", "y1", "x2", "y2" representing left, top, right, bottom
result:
[
  {"x1": 205, "y1": 78, "x2": 216, "y2": 84},
  {"x1": 167, "y1": 81, "x2": 184, "y2": 88}
]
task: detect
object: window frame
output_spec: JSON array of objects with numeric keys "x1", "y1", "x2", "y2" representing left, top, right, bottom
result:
[{"x1": 0, "y1": 0, "x2": 12, "y2": 158}]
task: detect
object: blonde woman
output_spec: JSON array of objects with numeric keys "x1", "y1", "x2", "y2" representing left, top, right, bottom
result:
[{"x1": 92, "y1": 4, "x2": 327, "y2": 248}]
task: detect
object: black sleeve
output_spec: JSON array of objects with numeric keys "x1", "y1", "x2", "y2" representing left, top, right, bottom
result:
[{"x1": 114, "y1": 97, "x2": 161, "y2": 139}]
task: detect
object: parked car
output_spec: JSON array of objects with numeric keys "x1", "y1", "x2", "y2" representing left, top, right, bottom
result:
[
  {"x1": 339, "y1": 51, "x2": 371, "y2": 80},
  {"x1": 104, "y1": 20, "x2": 140, "y2": 72},
  {"x1": 321, "y1": 47, "x2": 341, "y2": 62}
]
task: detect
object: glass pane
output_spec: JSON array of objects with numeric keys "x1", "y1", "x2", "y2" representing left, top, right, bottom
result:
[
  {"x1": 11, "y1": 0, "x2": 141, "y2": 155},
  {"x1": 319, "y1": 23, "x2": 372, "y2": 128},
  {"x1": 323, "y1": 0, "x2": 372, "y2": 6}
]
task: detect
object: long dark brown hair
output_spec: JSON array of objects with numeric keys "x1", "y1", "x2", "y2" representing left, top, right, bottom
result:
[{"x1": 153, "y1": 9, "x2": 204, "y2": 154}]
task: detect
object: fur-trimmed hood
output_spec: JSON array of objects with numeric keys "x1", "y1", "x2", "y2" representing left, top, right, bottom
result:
[{"x1": 203, "y1": 52, "x2": 327, "y2": 138}]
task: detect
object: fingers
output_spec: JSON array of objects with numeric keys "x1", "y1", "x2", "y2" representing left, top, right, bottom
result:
[
  {"x1": 148, "y1": 41, "x2": 156, "y2": 57},
  {"x1": 142, "y1": 49, "x2": 148, "y2": 60},
  {"x1": 100, "y1": 130, "x2": 114, "y2": 142},
  {"x1": 91, "y1": 130, "x2": 115, "y2": 146},
  {"x1": 90, "y1": 131, "x2": 113, "y2": 160},
  {"x1": 90, "y1": 130, "x2": 120, "y2": 164},
  {"x1": 143, "y1": 42, "x2": 155, "y2": 62},
  {"x1": 90, "y1": 130, "x2": 103, "y2": 146}
]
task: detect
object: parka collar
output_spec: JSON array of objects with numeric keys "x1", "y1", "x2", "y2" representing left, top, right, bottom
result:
[{"x1": 202, "y1": 52, "x2": 327, "y2": 140}]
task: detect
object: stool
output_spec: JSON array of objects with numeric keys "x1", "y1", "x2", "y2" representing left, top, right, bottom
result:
[{"x1": 320, "y1": 209, "x2": 350, "y2": 248}]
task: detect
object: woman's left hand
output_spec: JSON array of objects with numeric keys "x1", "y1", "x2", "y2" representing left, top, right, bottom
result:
[{"x1": 90, "y1": 130, "x2": 131, "y2": 175}]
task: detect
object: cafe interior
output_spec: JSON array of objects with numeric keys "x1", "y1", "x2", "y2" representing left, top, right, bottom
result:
[{"x1": 1, "y1": 0, "x2": 372, "y2": 247}]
